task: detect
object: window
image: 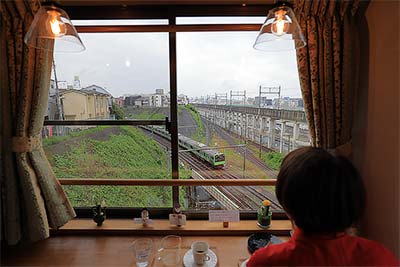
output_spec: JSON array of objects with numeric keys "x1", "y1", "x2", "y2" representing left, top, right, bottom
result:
[
  {"x1": 43, "y1": 6, "x2": 309, "y2": 217},
  {"x1": 44, "y1": 30, "x2": 173, "y2": 208},
  {"x1": 176, "y1": 29, "x2": 306, "y2": 212}
]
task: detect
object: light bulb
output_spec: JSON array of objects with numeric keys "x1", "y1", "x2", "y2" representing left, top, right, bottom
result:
[
  {"x1": 272, "y1": 9, "x2": 289, "y2": 36},
  {"x1": 50, "y1": 18, "x2": 61, "y2": 35},
  {"x1": 46, "y1": 10, "x2": 66, "y2": 37},
  {"x1": 274, "y1": 20, "x2": 286, "y2": 35}
]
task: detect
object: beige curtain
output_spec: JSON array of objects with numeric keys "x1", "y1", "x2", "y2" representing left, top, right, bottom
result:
[
  {"x1": 294, "y1": 0, "x2": 367, "y2": 152},
  {"x1": 0, "y1": 0, "x2": 75, "y2": 245}
]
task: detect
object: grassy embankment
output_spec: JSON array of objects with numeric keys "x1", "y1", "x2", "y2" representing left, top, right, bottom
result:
[
  {"x1": 245, "y1": 143, "x2": 284, "y2": 171},
  {"x1": 260, "y1": 152, "x2": 284, "y2": 170},
  {"x1": 128, "y1": 109, "x2": 165, "y2": 120},
  {"x1": 182, "y1": 104, "x2": 207, "y2": 143},
  {"x1": 42, "y1": 126, "x2": 108, "y2": 147},
  {"x1": 44, "y1": 126, "x2": 190, "y2": 207}
]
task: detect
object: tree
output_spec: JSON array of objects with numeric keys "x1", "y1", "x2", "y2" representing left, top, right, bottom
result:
[{"x1": 110, "y1": 102, "x2": 124, "y2": 120}]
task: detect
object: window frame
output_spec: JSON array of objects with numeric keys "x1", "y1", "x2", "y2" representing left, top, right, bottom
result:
[{"x1": 47, "y1": 4, "x2": 287, "y2": 219}]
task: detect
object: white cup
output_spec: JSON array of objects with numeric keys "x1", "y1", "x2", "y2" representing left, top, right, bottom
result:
[{"x1": 191, "y1": 241, "x2": 211, "y2": 265}]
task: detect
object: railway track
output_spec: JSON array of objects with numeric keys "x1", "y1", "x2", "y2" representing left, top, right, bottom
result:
[
  {"x1": 202, "y1": 118, "x2": 278, "y2": 174},
  {"x1": 211, "y1": 124, "x2": 278, "y2": 179},
  {"x1": 140, "y1": 127, "x2": 282, "y2": 211}
]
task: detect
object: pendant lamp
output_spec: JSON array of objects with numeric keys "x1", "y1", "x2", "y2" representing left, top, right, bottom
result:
[
  {"x1": 24, "y1": 3, "x2": 85, "y2": 52},
  {"x1": 254, "y1": 1, "x2": 306, "y2": 52}
]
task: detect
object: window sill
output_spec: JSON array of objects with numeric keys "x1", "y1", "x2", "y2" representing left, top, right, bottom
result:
[{"x1": 51, "y1": 219, "x2": 292, "y2": 236}]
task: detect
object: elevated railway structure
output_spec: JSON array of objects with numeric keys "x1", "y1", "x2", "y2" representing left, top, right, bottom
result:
[{"x1": 194, "y1": 104, "x2": 310, "y2": 153}]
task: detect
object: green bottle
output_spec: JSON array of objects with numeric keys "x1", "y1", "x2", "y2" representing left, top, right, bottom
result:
[{"x1": 257, "y1": 199, "x2": 272, "y2": 228}]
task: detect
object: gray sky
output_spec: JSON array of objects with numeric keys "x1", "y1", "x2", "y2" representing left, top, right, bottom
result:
[{"x1": 54, "y1": 22, "x2": 301, "y2": 99}]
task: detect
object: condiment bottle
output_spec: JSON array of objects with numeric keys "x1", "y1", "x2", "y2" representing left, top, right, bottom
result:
[{"x1": 257, "y1": 199, "x2": 272, "y2": 228}]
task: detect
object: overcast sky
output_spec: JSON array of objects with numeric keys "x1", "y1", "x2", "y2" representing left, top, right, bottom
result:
[{"x1": 54, "y1": 27, "x2": 301, "y2": 99}]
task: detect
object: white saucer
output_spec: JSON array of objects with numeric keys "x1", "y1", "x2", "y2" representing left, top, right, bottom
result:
[
  {"x1": 183, "y1": 249, "x2": 218, "y2": 267},
  {"x1": 240, "y1": 258, "x2": 249, "y2": 267}
]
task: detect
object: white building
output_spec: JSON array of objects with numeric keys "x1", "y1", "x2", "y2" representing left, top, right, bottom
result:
[
  {"x1": 57, "y1": 81, "x2": 68, "y2": 89},
  {"x1": 73, "y1": 76, "x2": 81, "y2": 90},
  {"x1": 178, "y1": 94, "x2": 189, "y2": 105},
  {"x1": 150, "y1": 94, "x2": 164, "y2": 107}
]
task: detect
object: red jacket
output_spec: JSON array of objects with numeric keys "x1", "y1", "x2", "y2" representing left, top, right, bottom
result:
[{"x1": 247, "y1": 228, "x2": 399, "y2": 266}]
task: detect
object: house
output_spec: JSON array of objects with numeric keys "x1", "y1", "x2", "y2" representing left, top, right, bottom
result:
[
  {"x1": 124, "y1": 95, "x2": 141, "y2": 106},
  {"x1": 81, "y1": 84, "x2": 112, "y2": 97},
  {"x1": 134, "y1": 96, "x2": 150, "y2": 107},
  {"x1": 178, "y1": 94, "x2": 189, "y2": 105},
  {"x1": 81, "y1": 84, "x2": 113, "y2": 108},
  {"x1": 112, "y1": 96, "x2": 125, "y2": 107},
  {"x1": 60, "y1": 89, "x2": 110, "y2": 120}
]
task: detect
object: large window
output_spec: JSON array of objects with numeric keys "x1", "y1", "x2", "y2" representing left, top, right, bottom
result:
[
  {"x1": 44, "y1": 8, "x2": 309, "y2": 216},
  {"x1": 44, "y1": 30, "x2": 175, "y2": 207}
]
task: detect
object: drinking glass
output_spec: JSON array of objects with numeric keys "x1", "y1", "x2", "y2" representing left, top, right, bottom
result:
[
  {"x1": 132, "y1": 238, "x2": 153, "y2": 267},
  {"x1": 158, "y1": 235, "x2": 182, "y2": 266}
]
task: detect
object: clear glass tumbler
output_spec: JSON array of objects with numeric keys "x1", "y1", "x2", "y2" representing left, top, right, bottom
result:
[
  {"x1": 132, "y1": 238, "x2": 153, "y2": 267},
  {"x1": 158, "y1": 235, "x2": 182, "y2": 266}
]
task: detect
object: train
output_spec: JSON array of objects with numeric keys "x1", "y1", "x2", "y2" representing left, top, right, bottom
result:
[{"x1": 143, "y1": 126, "x2": 225, "y2": 168}]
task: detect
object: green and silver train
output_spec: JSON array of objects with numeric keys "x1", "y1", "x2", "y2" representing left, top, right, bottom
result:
[{"x1": 145, "y1": 126, "x2": 225, "y2": 168}]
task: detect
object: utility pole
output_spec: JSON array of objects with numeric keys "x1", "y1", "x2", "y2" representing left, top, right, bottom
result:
[
  {"x1": 230, "y1": 90, "x2": 246, "y2": 106},
  {"x1": 215, "y1": 93, "x2": 228, "y2": 106},
  {"x1": 53, "y1": 59, "x2": 64, "y2": 121},
  {"x1": 52, "y1": 59, "x2": 64, "y2": 136},
  {"x1": 258, "y1": 85, "x2": 281, "y2": 108}
]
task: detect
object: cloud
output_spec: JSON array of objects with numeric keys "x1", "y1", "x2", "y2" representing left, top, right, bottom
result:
[{"x1": 55, "y1": 31, "x2": 301, "y2": 98}]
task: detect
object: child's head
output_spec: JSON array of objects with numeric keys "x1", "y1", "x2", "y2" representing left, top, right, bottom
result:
[{"x1": 276, "y1": 147, "x2": 366, "y2": 234}]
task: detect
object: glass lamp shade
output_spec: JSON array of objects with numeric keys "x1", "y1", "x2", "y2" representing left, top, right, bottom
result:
[
  {"x1": 24, "y1": 5, "x2": 85, "y2": 52},
  {"x1": 254, "y1": 5, "x2": 306, "y2": 52}
]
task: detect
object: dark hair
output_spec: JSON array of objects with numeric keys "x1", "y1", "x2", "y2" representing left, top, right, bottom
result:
[{"x1": 276, "y1": 147, "x2": 366, "y2": 234}]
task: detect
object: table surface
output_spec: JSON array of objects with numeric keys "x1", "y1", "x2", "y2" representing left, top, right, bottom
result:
[{"x1": 3, "y1": 235, "x2": 290, "y2": 267}]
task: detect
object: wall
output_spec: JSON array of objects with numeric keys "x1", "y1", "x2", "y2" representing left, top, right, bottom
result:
[
  {"x1": 62, "y1": 92, "x2": 88, "y2": 120},
  {"x1": 353, "y1": 0, "x2": 399, "y2": 258}
]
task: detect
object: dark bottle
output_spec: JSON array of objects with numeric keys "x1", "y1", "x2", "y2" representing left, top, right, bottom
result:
[
  {"x1": 257, "y1": 199, "x2": 272, "y2": 229},
  {"x1": 92, "y1": 203, "x2": 106, "y2": 226}
]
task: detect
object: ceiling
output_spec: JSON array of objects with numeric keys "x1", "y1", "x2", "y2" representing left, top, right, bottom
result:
[{"x1": 57, "y1": 0, "x2": 277, "y2": 6}]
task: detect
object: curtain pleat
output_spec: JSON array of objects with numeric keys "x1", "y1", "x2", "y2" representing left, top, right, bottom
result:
[
  {"x1": 1, "y1": 0, "x2": 75, "y2": 245},
  {"x1": 294, "y1": 0, "x2": 367, "y2": 151}
]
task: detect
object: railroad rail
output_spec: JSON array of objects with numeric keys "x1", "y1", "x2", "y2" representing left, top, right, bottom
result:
[
  {"x1": 141, "y1": 127, "x2": 282, "y2": 211},
  {"x1": 211, "y1": 123, "x2": 278, "y2": 179}
]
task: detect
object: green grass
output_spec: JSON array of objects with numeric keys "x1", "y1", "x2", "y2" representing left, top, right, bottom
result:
[
  {"x1": 45, "y1": 126, "x2": 191, "y2": 207},
  {"x1": 261, "y1": 152, "x2": 284, "y2": 170},
  {"x1": 128, "y1": 110, "x2": 165, "y2": 120},
  {"x1": 212, "y1": 134, "x2": 270, "y2": 180},
  {"x1": 42, "y1": 126, "x2": 109, "y2": 147}
]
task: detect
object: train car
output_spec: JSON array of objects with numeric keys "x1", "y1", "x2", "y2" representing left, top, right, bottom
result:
[
  {"x1": 178, "y1": 135, "x2": 225, "y2": 168},
  {"x1": 145, "y1": 126, "x2": 225, "y2": 168}
]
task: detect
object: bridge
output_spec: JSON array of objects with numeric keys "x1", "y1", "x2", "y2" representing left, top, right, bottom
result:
[{"x1": 193, "y1": 104, "x2": 310, "y2": 153}]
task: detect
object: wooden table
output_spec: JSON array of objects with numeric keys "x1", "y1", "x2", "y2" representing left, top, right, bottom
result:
[
  {"x1": 4, "y1": 219, "x2": 291, "y2": 266},
  {"x1": 3, "y1": 235, "x2": 289, "y2": 266}
]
